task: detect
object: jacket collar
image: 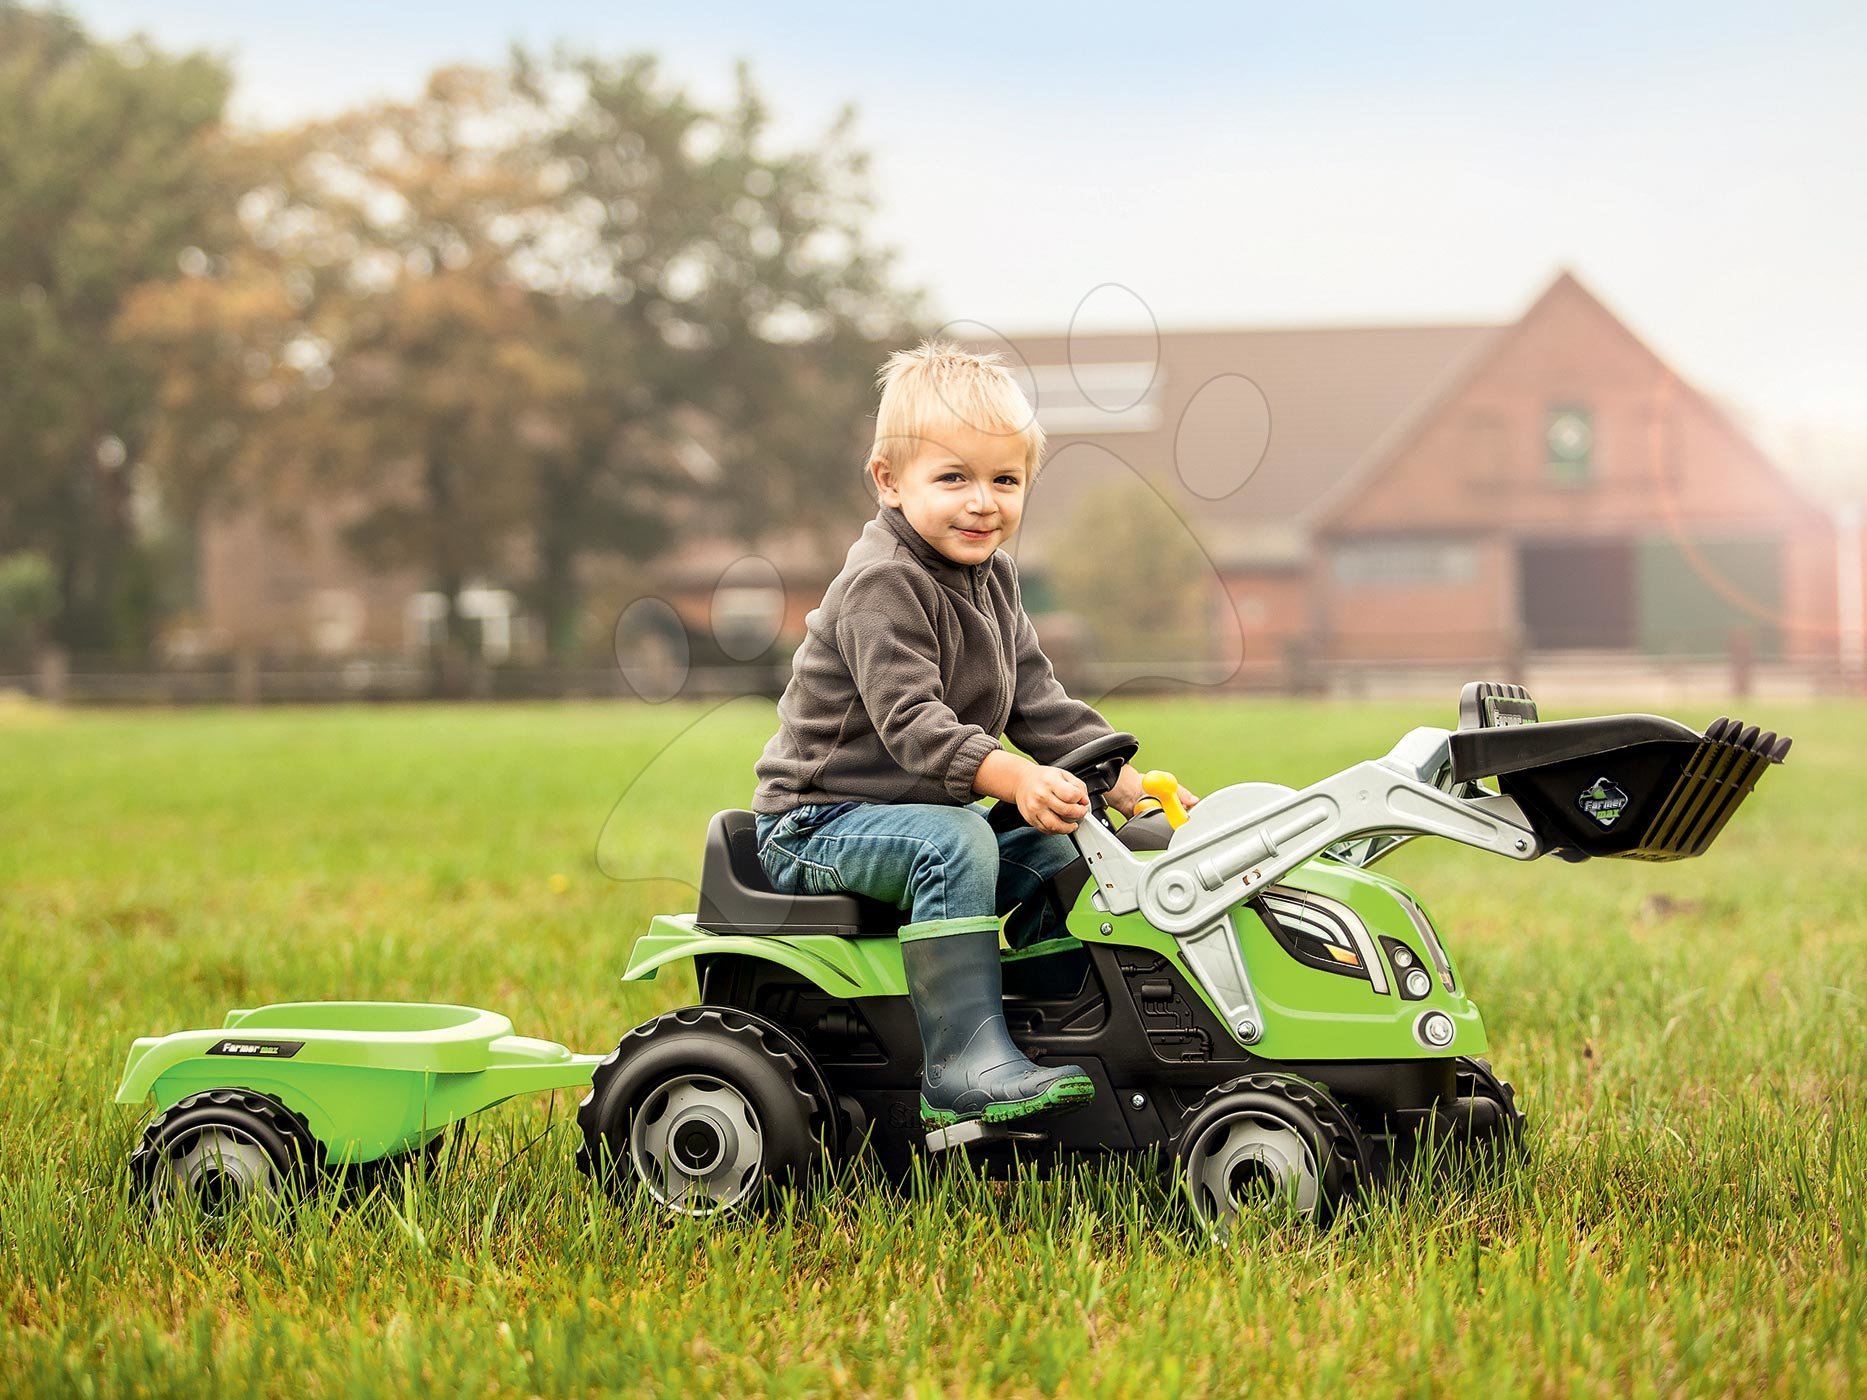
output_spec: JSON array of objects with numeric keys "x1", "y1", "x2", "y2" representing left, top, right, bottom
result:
[{"x1": 875, "y1": 503, "x2": 989, "y2": 587}]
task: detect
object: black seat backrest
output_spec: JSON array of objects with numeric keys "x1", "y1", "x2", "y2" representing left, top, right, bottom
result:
[{"x1": 695, "y1": 810, "x2": 905, "y2": 937}]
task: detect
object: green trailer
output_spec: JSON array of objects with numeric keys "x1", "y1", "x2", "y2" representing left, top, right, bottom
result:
[{"x1": 119, "y1": 1001, "x2": 604, "y2": 1209}]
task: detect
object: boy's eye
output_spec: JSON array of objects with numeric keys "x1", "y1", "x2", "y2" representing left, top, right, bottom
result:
[{"x1": 935, "y1": 470, "x2": 1020, "y2": 486}]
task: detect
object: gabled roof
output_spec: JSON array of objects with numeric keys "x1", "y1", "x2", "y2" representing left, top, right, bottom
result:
[
  {"x1": 978, "y1": 321, "x2": 1500, "y2": 570},
  {"x1": 1305, "y1": 269, "x2": 1830, "y2": 535}
]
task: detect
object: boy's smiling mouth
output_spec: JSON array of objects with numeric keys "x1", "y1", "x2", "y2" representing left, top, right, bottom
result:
[{"x1": 955, "y1": 525, "x2": 995, "y2": 541}]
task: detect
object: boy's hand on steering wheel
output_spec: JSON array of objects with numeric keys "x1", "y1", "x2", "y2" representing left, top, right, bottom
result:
[{"x1": 1017, "y1": 765, "x2": 1092, "y2": 833}]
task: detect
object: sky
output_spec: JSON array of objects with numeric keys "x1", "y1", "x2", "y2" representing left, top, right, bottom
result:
[{"x1": 72, "y1": 2, "x2": 1867, "y2": 483}]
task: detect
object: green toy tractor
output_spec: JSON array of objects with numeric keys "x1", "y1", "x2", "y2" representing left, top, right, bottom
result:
[{"x1": 117, "y1": 682, "x2": 1789, "y2": 1231}]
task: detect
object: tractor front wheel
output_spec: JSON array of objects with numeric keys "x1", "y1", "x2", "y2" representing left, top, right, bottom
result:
[{"x1": 1449, "y1": 1055, "x2": 1526, "y2": 1159}]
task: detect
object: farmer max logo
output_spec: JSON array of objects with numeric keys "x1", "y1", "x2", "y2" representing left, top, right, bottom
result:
[
  {"x1": 206, "y1": 1038, "x2": 306, "y2": 1058},
  {"x1": 1577, "y1": 777, "x2": 1630, "y2": 829}
]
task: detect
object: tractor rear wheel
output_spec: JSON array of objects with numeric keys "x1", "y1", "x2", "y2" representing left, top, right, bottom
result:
[
  {"x1": 1172, "y1": 1073, "x2": 1373, "y2": 1232},
  {"x1": 576, "y1": 1007, "x2": 835, "y2": 1217}
]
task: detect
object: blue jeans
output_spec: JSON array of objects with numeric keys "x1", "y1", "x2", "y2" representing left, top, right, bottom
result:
[{"x1": 754, "y1": 801, "x2": 1082, "y2": 947}]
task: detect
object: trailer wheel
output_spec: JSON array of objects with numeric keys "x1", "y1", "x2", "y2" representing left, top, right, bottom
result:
[
  {"x1": 576, "y1": 1007, "x2": 833, "y2": 1216},
  {"x1": 129, "y1": 1088, "x2": 323, "y2": 1217},
  {"x1": 1172, "y1": 1073, "x2": 1373, "y2": 1233}
]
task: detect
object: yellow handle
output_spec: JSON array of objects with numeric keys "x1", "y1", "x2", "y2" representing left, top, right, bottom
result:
[{"x1": 1142, "y1": 770, "x2": 1190, "y2": 829}]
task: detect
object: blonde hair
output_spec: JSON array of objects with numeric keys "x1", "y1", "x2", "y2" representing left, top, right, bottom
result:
[{"x1": 869, "y1": 339, "x2": 1046, "y2": 477}]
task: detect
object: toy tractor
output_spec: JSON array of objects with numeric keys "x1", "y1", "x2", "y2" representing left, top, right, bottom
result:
[{"x1": 118, "y1": 683, "x2": 1789, "y2": 1231}]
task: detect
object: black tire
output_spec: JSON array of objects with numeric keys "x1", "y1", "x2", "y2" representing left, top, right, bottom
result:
[
  {"x1": 575, "y1": 1006, "x2": 834, "y2": 1216},
  {"x1": 1386, "y1": 1057, "x2": 1526, "y2": 1184},
  {"x1": 128, "y1": 1088, "x2": 323, "y2": 1217},
  {"x1": 1171, "y1": 1072, "x2": 1374, "y2": 1231},
  {"x1": 1451, "y1": 1055, "x2": 1527, "y2": 1159}
]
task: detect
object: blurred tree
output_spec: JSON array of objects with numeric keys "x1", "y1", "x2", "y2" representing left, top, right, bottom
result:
[
  {"x1": 513, "y1": 51, "x2": 923, "y2": 656},
  {"x1": 114, "y1": 222, "x2": 310, "y2": 522},
  {"x1": 1050, "y1": 478, "x2": 1215, "y2": 667},
  {"x1": 0, "y1": 3, "x2": 235, "y2": 652},
  {"x1": 225, "y1": 67, "x2": 572, "y2": 692},
  {"x1": 0, "y1": 551, "x2": 57, "y2": 658},
  {"x1": 115, "y1": 45, "x2": 924, "y2": 675}
]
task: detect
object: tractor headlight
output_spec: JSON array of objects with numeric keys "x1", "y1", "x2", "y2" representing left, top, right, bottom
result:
[
  {"x1": 1415, "y1": 1010, "x2": 1456, "y2": 1049},
  {"x1": 1382, "y1": 937, "x2": 1433, "y2": 1000}
]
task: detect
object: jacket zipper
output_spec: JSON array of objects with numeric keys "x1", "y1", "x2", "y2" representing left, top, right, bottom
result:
[{"x1": 971, "y1": 563, "x2": 1009, "y2": 726}]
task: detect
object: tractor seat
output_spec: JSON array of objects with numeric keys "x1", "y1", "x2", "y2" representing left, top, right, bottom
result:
[{"x1": 695, "y1": 810, "x2": 907, "y2": 937}]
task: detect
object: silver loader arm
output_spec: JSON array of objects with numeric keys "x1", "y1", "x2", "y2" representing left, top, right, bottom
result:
[
  {"x1": 1075, "y1": 727, "x2": 1540, "y2": 926},
  {"x1": 1067, "y1": 728, "x2": 1542, "y2": 1044}
]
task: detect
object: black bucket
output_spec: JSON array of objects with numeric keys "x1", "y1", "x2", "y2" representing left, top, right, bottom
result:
[{"x1": 1447, "y1": 681, "x2": 1790, "y2": 862}]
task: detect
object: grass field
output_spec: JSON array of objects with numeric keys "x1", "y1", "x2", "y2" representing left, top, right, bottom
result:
[{"x1": 2, "y1": 694, "x2": 1862, "y2": 1397}]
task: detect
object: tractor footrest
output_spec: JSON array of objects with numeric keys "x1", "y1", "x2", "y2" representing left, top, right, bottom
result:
[{"x1": 923, "y1": 1119, "x2": 1049, "y2": 1154}]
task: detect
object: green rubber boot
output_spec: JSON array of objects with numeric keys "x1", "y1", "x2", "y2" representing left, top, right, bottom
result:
[{"x1": 900, "y1": 918, "x2": 1096, "y2": 1128}]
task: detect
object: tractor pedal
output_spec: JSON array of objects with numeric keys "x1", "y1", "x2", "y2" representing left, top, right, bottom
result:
[{"x1": 922, "y1": 1119, "x2": 1049, "y2": 1155}]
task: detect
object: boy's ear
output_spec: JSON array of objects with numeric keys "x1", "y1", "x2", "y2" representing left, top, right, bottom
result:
[{"x1": 868, "y1": 456, "x2": 900, "y2": 506}]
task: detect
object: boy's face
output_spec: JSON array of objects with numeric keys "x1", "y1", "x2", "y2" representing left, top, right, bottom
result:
[{"x1": 870, "y1": 419, "x2": 1031, "y2": 567}]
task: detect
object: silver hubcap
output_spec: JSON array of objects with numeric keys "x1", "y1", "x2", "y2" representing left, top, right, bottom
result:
[
  {"x1": 1183, "y1": 1110, "x2": 1320, "y2": 1230},
  {"x1": 153, "y1": 1125, "x2": 282, "y2": 1216},
  {"x1": 628, "y1": 1075, "x2": 764, "y2": 1216}
]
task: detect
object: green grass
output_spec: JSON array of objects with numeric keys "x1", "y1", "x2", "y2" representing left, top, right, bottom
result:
[{"x1": 1, "y1": 694, "x2": 1862, "y2": 1397}]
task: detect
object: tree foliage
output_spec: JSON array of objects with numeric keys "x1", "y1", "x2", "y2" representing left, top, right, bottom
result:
[
  {"x1": 511, "y1": 50, "x2": 921, "y2": 654},
  {"x1": 0, "y1": 2, "x2": 236, "y2": 650},
  {"x1": 3, "y1": 4, "x2": 923, "y2": 672}
]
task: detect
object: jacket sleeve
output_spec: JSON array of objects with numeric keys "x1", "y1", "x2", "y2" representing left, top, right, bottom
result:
[
  {"x1": 1003, "y1": 569, "x2": 1116, "y2": 765},
  {"x1": 834, "y1": 563, "x2": 1002, "y2": 803}
]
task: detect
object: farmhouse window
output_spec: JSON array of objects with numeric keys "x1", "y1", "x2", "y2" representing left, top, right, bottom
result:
[
  {"x1": 1330, "y1": 539, "x2": 1479, "y2": 589},
  {"x1": 1546, "y1": 404, "x2": 1594, "y2": 486}
]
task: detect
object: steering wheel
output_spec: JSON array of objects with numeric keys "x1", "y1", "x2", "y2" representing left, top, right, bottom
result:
[{"x1": 986, "y1": 731, "x2": 1139, "y2": 834}]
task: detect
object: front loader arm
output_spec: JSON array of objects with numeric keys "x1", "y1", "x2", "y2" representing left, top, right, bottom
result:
[{"x1": 1075, "y1": 730, "x2": 1540, "y2": 937}]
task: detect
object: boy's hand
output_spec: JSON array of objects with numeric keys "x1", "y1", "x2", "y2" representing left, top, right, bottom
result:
[
  {"x1": 1107, "y1": 763, "x2": 1144, "y2": 819},
  {"x1": 1017, "y1": 765, "x2": 1092, "y2": 833},
  {"x1": 1108, "y1": 762, "x2": 1200, "y2": 820}
]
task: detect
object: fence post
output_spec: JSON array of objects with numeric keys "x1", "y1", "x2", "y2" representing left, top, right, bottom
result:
[
  {"x1": 234, "y1": 648, "x2": 260, "y2": 706},
  {"x1": 1727, "y1": 625, "x2": 1754, "y2": 700},
  {"x1": 1281, "y1": 637, "x2": 1312, "y2": 696},
  {"x1": 36, "y1": 646, "x2": 67, "y2": 705}
]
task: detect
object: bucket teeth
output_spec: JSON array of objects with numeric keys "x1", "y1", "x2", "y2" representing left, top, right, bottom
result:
[{"x1": 1701, "y1": 716, "x2": 1792, "y2": 763}]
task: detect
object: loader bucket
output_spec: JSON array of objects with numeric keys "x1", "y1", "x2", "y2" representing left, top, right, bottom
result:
[{"x1": 1447, "y1": 682, "x2": 1790, "y2": 861}]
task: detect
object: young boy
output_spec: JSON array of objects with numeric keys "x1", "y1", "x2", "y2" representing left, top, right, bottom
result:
[{"x1": 751, "y1": 340, "x2": 1198, "y2": 1129}]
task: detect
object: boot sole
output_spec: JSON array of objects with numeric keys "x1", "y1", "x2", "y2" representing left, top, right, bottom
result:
[{"x1": 920, "y1": 1075, "x2": 1096, "y2": 1129}]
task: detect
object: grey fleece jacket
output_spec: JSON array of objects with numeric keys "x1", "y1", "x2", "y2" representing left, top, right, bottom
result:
[{"x1": 751, "y1": 504, "x2": 1115, "y2": 814}]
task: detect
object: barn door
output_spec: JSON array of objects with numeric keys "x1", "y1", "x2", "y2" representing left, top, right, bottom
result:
[{"x1": 1517, "y1": 540, "x2": 1636, "y2": 649}]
